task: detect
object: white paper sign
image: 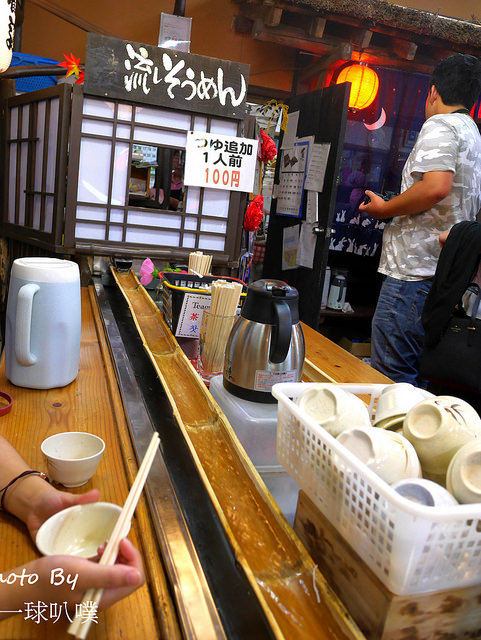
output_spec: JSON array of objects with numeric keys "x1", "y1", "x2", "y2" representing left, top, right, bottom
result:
[
  {"x1": 281, "y1": 110, "x2": 299, "y2": 150},
  {"x1": 175, "y1": 293, "x2": 211, "y2": 337},
  {"x1": 276, "y1": 137, "x2": 311, "y2": 217},
  {"x1": 305, "y1": 191, "x2": 317, "y2": 223},
  {"x1": 158, "y1": 13, "x2": 192, "y2": 52},
  {"x1": 296, "y1": 222, "x2": 317, "y2": 269},
  {"x1": 184, "y1": 131, "x2": 258, "y2": 193},
  {"x1": 305, "y1": 143, "x2": 331, "y2": 192},
  {"x1": 282, "y1": 225, "x2": 300, "y2": 270}
]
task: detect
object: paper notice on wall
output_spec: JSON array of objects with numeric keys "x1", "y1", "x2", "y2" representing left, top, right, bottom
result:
[
  {"x1": 282, "y1": 225, "x2": 300, "y2": 270},
  {"x1": 304, "y1": 143, "x2": 331, "y2": 192},
  {"x1": 296, "y1": 222, "x2": 317, "y2": 269},
  {"x1": 281, "y1": 110, "x2": 299, "y2": 150},
  {"x1": 276, "y1": 138, "x2": 311, "y2": 217},
  {"x1": 305, "y1": 191, "x2": 318, "y2": 223}
]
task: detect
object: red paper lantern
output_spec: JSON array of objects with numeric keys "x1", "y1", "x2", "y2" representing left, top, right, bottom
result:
[{"x1": 336, "y1": 63, "x2": 379, "y2": 110}]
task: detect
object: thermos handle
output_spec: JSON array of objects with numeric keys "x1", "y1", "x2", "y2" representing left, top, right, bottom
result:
[
  {"x1": 269, "y1": 301, "x2": 291, "y2": 364},
  {"x1": 15, "y1": 283, "x2": 39, "y2": 366},
  {"x1": 338, "y1": 279, "x2": 346, "y2": 303}
]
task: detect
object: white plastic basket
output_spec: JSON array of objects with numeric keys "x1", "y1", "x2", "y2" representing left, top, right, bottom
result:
[{"x1": 273, "y1": 382, "x2": 481, "y2": 595}]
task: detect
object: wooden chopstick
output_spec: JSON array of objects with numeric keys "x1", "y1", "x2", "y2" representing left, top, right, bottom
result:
[{"x1": 68, "y1": 432, "x2": 160, "y2": 639}]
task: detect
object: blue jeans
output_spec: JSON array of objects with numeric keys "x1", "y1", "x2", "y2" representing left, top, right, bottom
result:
[{"x1": 371, "y1": 276, "x2": 432, "y2": 386}]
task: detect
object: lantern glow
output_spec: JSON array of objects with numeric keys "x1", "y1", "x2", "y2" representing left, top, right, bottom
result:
[{"x1": 336, "y1": 63, "x2": 379, "y2": 110}]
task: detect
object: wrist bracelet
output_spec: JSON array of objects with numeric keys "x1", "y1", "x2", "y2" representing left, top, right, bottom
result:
[
  {"x1": 0, "y1": 470, "x2": 50, "y2": 512},
  {"x1": 0, "y1": 391, "x2": 13, "y2": 417}
]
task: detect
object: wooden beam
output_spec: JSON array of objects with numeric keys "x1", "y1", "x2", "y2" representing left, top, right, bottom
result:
[
  {"x1": 307, "y1": 17, "x2": 326, "y2": 39},
  {"x1": 29, "y1": 0, "x2": 117, "y2": 36},
  {"x1": 264, "y1": 7, "x2": 283, "y2": 27},
  {"x1": 299, "y1": 42, "x2": 353, "y2": 83},
  {"x1": 233, "y1": 14, "x2": 254, "y2": 34},
  {"x1": 351, "y1": 29, "x2": 373, "y2": 50},
  {"x1": 252, "y1": 20, "x2": 353, "y2": 57},
  {"x1": 352, "y1": 48, "x2": 435, "y2": 74},
  {"x1": 392, "y1": 38, "x2": 418, "y2": 60}
]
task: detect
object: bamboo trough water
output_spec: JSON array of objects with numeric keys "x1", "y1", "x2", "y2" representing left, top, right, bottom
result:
[{"x1": 111, "y1": 267, "x2": 365, "y2": 640}]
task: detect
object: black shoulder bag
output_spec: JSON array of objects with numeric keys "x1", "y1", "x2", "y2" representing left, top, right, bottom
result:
[{"x1": 420, "y1": 283, "x2": 481, "y2": 392}]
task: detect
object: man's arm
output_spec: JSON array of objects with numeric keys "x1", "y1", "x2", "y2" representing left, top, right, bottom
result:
[{"x1": 359, "y1": 170, "x2": 453, "y2": 220}]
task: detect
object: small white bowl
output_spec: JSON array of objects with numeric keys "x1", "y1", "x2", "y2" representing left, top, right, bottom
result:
[
  {"x1": 446, "y1": 441, "x2": 481, "y2": 504},
  {"x1": 337, "y1": 427, "x2": 421, "y2": 485},
  {"x1": 373, "y1": 384, "x2": 432, "y2": 425},
  {"x1": 392, "y1": 478, "x2": 458, "y2": 507},
  {"x1": 41, "y1": 432, "x2": 105, "y2": 487},
  {"x1": 36, "y1": 502, "x2": 130, "y2": 558},
  {"x1": 297, "y1": 383, "x2": 371, "y2": 437}
]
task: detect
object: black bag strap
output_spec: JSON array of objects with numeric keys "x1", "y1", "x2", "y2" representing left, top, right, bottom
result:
[{"x1": 468, "y1": 283, "x2": 481, "y2": 321}]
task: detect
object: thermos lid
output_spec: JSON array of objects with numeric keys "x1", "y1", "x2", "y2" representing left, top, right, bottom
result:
[
  {"x1": 241, "y1": 279, "x2": 300, "y2": 324},
  {"x1": 11, "y1": 258, "x2": 80, "y2": 284}
]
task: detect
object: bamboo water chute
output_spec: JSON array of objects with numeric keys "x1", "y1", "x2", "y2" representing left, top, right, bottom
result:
[{"x1": 111, "y1": 266, "x2": 365, "y2": 640}]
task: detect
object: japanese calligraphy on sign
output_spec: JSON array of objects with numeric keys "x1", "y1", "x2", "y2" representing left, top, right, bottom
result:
[
  {"x1": 184, "y1": 131, "x2": 258, "y2": 193},
  {"x1": 84, "y1": 34, "x2": 250, "y2": 119}
]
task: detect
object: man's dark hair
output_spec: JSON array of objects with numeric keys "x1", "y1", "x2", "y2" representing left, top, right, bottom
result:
[{"x1": 431, "y1": 54, "x2": 481, "y2": 110}]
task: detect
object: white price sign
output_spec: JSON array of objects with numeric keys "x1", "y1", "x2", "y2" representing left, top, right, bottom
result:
[{"x1": 184, "y1": 131, "x2": 258, "y2": 193}]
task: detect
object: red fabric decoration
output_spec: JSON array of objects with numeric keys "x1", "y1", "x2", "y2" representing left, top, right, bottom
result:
[
  {"x1": 244, "y1": 195, "x2": 264, "y2": 232},
  {"x1": 259, "y1": 130, "x2": 277, "y2": 163}
]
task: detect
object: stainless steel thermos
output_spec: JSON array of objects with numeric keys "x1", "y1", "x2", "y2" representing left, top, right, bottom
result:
[{"x1": 223, "y1": 279, "x2": 305, "y2": 403}]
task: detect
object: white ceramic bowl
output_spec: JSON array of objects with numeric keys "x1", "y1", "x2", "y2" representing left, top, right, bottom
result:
[
  {"x1": 297, "y1": 383, "x2": 371, "y2": 437},
  {"x1": 35, "y1": 502, "x2": 130, "y2": 558},
  {"x1": 41, "y1": 432, "x2": 105, "y2": 487},
  {"x1": 373, "y1": 383, "x2": 432, "y2": 425},
  {"x1": 392, "y1": 478, "x2": 458, "y2": 507},
  {"x1": 337, "y1": 427, "x2": 421, "y2": 485},
  {"x1": 375, "y1": 415, "x2": 405, "y2": 431},
  {"x1": 446, "y1": 441, "x2": 481, "y2": 504},
  {"x1": 403, "y1": 396, "x2": 481, "y2": 484}
]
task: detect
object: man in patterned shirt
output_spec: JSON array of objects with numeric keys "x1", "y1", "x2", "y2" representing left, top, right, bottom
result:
[{"x1": 360, "y1": 54, "x2": 481, "y2": 386}]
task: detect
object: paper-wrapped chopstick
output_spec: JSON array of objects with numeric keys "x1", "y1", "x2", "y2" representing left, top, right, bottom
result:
[
  {"x1": 188, "y1": 252, "x2": 213, "y2": 276},
  {"x1": 201, "y1": 280, "x2": 243, "y2": 372},
  {"x1": 68, "y1": 432, "x2": 160, "y2": 639}
]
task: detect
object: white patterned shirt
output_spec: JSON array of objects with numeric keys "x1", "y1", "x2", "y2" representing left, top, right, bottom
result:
[{"x1": 379, "y1": 113, "x2": 481, "y2": 281}]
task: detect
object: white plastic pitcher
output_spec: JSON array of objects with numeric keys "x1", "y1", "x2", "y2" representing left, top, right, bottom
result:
[{"x1": 5, "y1": 258, "x2": 81, "y2": 389}]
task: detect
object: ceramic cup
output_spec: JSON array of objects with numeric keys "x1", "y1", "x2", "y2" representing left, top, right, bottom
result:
[
  {"x1": 35, "y1": 502, "x2": 130, "y2": 558},
  {"x1": 403, "y1": 396, "x2": 481, "y2": 485},
  {"x1": 446, "y1": 441, "x2": 481, "y2": 504},
  {"x1": 375, "y1": 415, "x2": 405, "y2": 431},
  {"x1": 297, "y1": 383, "x2": 371, "y2": 437},
  {"x1": 337, "y1": 426, "x2": 421, "y2": 484},
  {"x1": 374, "y1": 383, "x2": 433, "y2": 426},
  {"x1": 392, "y1": 478, "x2": 458, "y2": 507},
  {"x1": 41, "y1": 432, "x2": 105, "y2": 487}
]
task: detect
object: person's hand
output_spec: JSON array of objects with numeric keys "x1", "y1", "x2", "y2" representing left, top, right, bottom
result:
[
  {"x1": 359, "y1": 190, "x2": 390, "y2": 219},
  {"x1": 25, "y1": 485, "x2": 99, "y2": 542},
  {"x1": 439, "y1": 229, "x2": 450, "y2": 247},
  {"x1": 0, "y1": 539, "x2": 144, "y2": 621}
]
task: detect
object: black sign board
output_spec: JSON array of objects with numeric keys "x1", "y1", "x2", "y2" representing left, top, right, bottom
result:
[{"x1": 84, "y1": 33, "x2": 250, "y2": 120}]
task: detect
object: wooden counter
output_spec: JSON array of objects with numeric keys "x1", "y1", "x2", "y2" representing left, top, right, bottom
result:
[
  {"x1": 0, "y1": 288, "x2": 179, "y2": 640},
  {"x1": 301, "y1": 323, "x2": 390, "y2": 384},
  {"x1": 0, "y1": 286, "x2": 387, "y2": 639}
]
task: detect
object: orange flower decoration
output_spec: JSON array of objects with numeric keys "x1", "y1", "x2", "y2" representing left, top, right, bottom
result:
[{"x1": 58, "y1": 52, "x2": 84, "y2": 84}]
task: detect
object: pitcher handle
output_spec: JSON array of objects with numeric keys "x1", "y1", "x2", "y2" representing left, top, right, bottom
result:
[
  {"x1": 15, "y1": 283, "x2": 39, "y2": 366},
  {"x1": 269, "y1": 300, "x2": 291, "y2": 364}
]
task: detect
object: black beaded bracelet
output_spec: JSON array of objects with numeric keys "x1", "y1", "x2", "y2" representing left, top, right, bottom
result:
[{"x1": 0, "y1": 470, "x2": 50, "y2": 512}]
